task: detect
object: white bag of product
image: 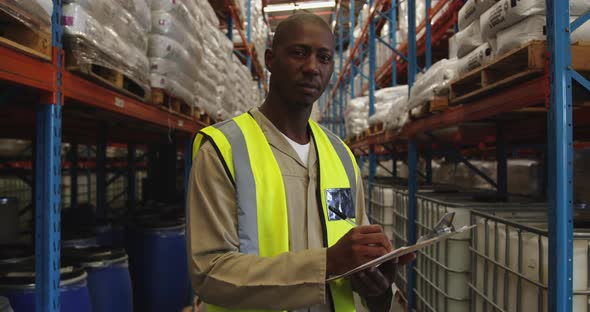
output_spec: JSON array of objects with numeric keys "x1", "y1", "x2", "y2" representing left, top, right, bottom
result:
[
  {"x1": 150, "y1": 0, "x2": 201, "y2": 33},
  {"x1": 387, "y1": 95, "x2": 409, "y2": 130},
  {"x1": 409, "y1": 58, "x2": 460, "y2": 109},
  {"x1": 148, "y1": 34, "x2": 200, "y2": 80},
  {"x1": 150, "y1": 10, "x2": 203, "y2": 60},
  {"x1": 149, "y1": 57, "x2": 195, "y2": 93},
  {"x1": 457, "y1": 43, "x2": 494, "y2": 75},
  {"x1": 450, "y1": 19, "x2": 483, "y2": 58},
  {"x1": 150, "y1": 74, "x2": 195, "y2": 107},
  {"x1": 375, "y1": 85, "x2": 408, "y2": 102},
  {"x1": 495, "y1": 15, "x2": 590, "y2": 56},
  {"x1": 480, "y1": 0, "x2": 590, "y2": 41},
  {"x1": 458, "y1": 0, "x2": 500, "y2": 31}
]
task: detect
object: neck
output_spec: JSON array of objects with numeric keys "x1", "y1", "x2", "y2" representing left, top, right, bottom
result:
[{"x1": 260, "y1": 90, "x2": 312, "y2": 145}]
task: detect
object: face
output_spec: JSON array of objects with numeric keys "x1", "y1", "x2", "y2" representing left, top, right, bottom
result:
[{"x1": 266, "y1": 22, "x2": 335, "y2": 108}]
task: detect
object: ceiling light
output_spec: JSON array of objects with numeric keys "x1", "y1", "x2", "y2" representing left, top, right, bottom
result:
[{"x1": 264, "y1": 1, "x2": 336, "y2": 13}]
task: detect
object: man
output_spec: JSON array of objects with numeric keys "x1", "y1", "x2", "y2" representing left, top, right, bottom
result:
[{"x1": 187, "y1": 13, "x2": 414, "y2": 311}]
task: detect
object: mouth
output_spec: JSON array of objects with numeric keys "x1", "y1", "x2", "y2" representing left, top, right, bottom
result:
[{"x1": 296, "y1": 82, "x2": 320, "y2": 95}]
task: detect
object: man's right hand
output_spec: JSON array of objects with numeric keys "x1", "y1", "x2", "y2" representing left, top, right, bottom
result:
[{"x1": 326, "y1": 225, "x2": 393, "y2": 276}]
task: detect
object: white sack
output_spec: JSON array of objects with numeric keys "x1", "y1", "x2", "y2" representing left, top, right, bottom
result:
[
  {"x1": 450, "y1": 19, "x2": 483, "y2": 58},
  {"x1": 458, "y1": 0, "x2": 500, "y2": 31},
  {"x1": 495, "y1": 15, "x2": 590, "y2": 56},
  {"x1": 457, "y1": 43, "x2": 494, "y2": 75},
  {"x1": 480, "y1": 0, "x2": 590, "y2": 41}
]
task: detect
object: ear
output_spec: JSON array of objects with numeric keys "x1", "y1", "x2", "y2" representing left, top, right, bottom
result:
[{"x1": 264, "y1": 48, "x2": 273, "y2": 72}]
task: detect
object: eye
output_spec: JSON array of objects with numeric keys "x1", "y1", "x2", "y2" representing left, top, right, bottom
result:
[
  {"x1": 291, "y1": 48, "x2": 307, "y2": 57},
  {"x1": 319, "y1": 54, "x2": 332, "y2": 64}
]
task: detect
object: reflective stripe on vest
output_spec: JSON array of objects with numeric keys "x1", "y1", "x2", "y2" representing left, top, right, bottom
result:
[{"x1": 192, "y1": 113, "x2": 358, "y2": 312}]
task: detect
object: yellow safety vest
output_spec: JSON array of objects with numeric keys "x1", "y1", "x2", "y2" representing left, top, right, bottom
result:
[{"x1": 192, "y1": 112, "x2": 359, "y2": 312}]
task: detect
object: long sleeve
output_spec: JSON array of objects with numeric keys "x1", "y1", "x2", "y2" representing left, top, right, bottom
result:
[{"x1": 186, "y1": 141, "x2": 328, "y2": 310}]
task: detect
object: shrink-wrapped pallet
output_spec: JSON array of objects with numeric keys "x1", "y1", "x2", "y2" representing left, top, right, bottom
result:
[
  {"x1": 408, "y1": 59, "x2": 459, "y2": 109},
  {"x1": 495, "y1": 15, "x2": 590, "y2": 56},
  {"x1": 62, "y1": 1, "x2": 150, "y2": 95},
  {"x1": 480, "y1": 0, "x2": 590, "y2": 41},
  {"x1": 448, "y1": 18, "x2": 483, "y2": 59},
  {"x1": 1, "y1": 0, "x2": 53, "y2": 33}
]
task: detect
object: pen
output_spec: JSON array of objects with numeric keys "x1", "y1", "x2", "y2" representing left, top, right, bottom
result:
[{"x1": 328, "y1": 206, "x2": 357, "y2": 227}]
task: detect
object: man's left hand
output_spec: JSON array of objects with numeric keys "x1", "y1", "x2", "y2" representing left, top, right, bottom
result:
[{"x1": 351, "y1": 252, "x2": 416, "y2": 297}]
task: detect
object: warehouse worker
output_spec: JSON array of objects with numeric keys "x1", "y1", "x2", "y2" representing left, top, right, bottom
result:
[{"x1": 187, "y1": 13, "x2": 414, "y2": 312}]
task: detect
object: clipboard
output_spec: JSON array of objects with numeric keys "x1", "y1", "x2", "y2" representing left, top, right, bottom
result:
[{"x1": 326, "y1": 212, "x2": 476, "y2": 282}]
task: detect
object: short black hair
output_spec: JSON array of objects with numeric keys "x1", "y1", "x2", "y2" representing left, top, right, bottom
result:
[{"x1": 272, "y1": 12, "x2": 334, "y2": 50}]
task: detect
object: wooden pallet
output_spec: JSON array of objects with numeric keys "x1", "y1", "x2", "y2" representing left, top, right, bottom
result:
[
  {"x1": 194, "y1": 106, "x2": 213, "y2": 125},
  {"x1": 151, "y1": 88, "x2": 194, "y2": 118},
  {"x1": 369, "y1": 121, "x2": 385, "y2": 135},
  {"x1": 66, "y1": 52, "x2": 147, "y2": 101},
  {"x1": 450, "y1": 41, "x2": 590, "y2": 105},
  {"x1": 0, "y1": 3, "x2": 51, "y2": 60}
]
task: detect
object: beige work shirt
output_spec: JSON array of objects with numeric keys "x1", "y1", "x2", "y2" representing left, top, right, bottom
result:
[{"x1": 187, "y1": 108, "x2": 368, "y2": 311}]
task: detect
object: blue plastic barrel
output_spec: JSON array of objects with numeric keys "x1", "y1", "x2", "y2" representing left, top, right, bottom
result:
[
  {"x1": 127, "y1": 219, "x2": 189, "y2": 312},
  {"x1": 0, "y1": 266, "x2": 92, "y2": 312},
  {"x1": 0, "y1": 296, "x2": 13, "y2": 312},
  {"x1": 63, "y1": 247, "x2": 133, "y2": 312}
]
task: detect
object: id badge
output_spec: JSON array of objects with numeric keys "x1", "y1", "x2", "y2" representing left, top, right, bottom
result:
[{"x1": 326, "y1": 188, "x2": 355, "y2": 221}]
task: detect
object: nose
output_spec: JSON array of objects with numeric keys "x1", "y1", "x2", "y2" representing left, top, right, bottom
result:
[{"x1": 302, "y1": 55, "x2": 320, "y2": 76}]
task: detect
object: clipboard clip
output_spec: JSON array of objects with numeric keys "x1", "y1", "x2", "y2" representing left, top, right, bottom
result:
[{"x1": 417, "y1": 212, "x2": 456, "y2": 242}]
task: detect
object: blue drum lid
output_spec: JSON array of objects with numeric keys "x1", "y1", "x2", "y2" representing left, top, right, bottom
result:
[
  {"x1": 0, "y1": 266, "x2": 87, "y2": 289},
  {"x1": 62, "y1": 247, "x2": 128, "y2": 268},
  {"x1": 0, "y1": 245, "x2": 33, "y2": 267},
  {"x1": 0, "y1": 296, "x2": 13, "y2": 312}
]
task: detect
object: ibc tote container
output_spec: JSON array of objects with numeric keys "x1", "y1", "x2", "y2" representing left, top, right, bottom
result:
[
  {"x1": 366, "y1": 179, "x2": 460, "y2": 300},
  {"x1": 471, "y1": 209, "x2": 589, "y2": 312},
  {"x1": 413, "y1": 191, "x2": 546, "y2": 312}
]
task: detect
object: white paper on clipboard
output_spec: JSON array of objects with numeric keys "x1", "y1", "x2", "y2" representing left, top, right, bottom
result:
[{"x1": 326, "y1": 225, "x2": 476, "y2": 282}]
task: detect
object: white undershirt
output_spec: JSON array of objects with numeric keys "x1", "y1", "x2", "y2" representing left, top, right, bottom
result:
[{"x1": 280, "y1": 132, "x2": 310, "y2": 166}]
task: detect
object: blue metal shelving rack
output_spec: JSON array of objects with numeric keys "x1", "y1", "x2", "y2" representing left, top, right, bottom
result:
[{"x1": 322, "y1": 0, "x2": 588, "y2": 310}]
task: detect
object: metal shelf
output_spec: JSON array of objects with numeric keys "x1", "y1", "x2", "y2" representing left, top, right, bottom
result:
[{"x1": 322, "y1": 0, "x2": 589, "y2": 310}]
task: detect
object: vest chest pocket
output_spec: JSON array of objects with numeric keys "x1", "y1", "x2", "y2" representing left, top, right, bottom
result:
[{"x1": 326, "y1": 188, "x2": 355, "y2": 221}]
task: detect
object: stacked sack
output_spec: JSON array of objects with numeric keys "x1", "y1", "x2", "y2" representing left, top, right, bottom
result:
[
  {"x1": 451, "y1": 0, "x2": 590, "y2": 76},
  {"x1": 197, "y1": 0, "x2": 262, "y2": 120},
  {"x1": 149, "y1": 0, "x2": 204, "y2": 110},
  {"x1": 399, "y1": 0, "x2": 450, "y2": 41},
  {"x1": 62, "y1": 0, "x2": 151, "y2": 98},
  {"x1": 229, "y1": 0, "x2": 269, "y2": 71},
  {"x1": 408, "y1": 58, "x2": 460, "y2": 113},
  {"x1": 345, "y1": 96, "x2": 369, "y2": 137},
  {"x1": 368, "y1": 85, "x2": 409, "y2": 131}
]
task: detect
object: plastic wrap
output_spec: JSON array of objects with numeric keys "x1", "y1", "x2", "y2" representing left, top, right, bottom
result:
[
  {"x1": 388, "y1": 95, "x2": 410, "y2": 130},
  {"x1": 150, "y1": 74, "x2": 194, "y2": 107},
  {"x1": 112, "y1": 0, "x2": 151, "y2": 32},
  {"x1": 197, "y1": 0, "x2": 220, "y2": 26},
  {"x1": 150, "y1": 0, "x2": 202, "y2": 35},
  {"x1": 149, "y1": 57, "x2": 195, "y2": 95},
  {"x1": 458, "y1": 0, "x2": 499, "y2": 31},
  {"x1": 150, "y1": 10, "x2": 203, "y2": 64},
  {"x1": 62, "y1": 4, "x2": 150, "y2": 90},
  {"x1": 148, "y1": 34, "x2": 200, "y2": 80},
  {"x1": 449, "y1": 19, "x2": 483, "y2": 58},
  {"x1": 0, "y1": 0, "x2": 52, "y2": 33},
  {"x1": 495, "y1": 15, "x2": 590, "y2": 56},
  {"x1": 63, "y1": 0, "x2": 147, "y2": 52},
  {"x1": 409, "y1": 58, "x2": 459, "y2": 109},
  {"x1": 457, "y1": 43, "x2": 494, "y2": 75},
  {"x1": 375, "y1": 85, "x2": 408, "y2": 103},
  {"x1": 345, "y1": 96, "x2": 369, "y2": 136},
  {"x1": 480, "y1": 0, "x2": 590, "y2": 41}
]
